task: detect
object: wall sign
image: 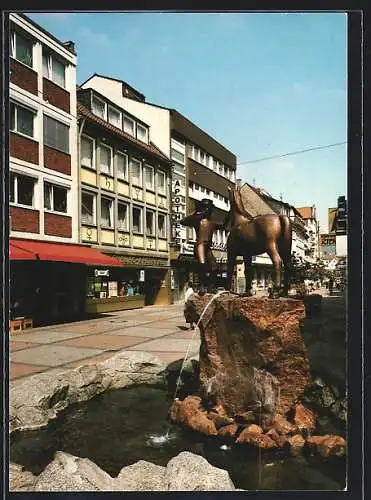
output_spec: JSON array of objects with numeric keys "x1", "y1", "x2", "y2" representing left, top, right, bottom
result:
[
  {"x1": 171, "y1": 179, "x2": 186, "y2": 245},
  {"x1": 139, "y1": 270, "x2": 145, "y2": 282},
  {"x1": 94, "y1": 269, "x2": 110, "y2": 277}
]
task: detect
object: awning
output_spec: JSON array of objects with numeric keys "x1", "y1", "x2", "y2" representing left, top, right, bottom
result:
[{"x1": 9, "y1": 239, "x2": 124, "y2": 267}]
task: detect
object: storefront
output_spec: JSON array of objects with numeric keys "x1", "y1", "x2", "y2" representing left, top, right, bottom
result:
[{"x1": 9, "y1": 238, "x2": 123, "y2": 326}]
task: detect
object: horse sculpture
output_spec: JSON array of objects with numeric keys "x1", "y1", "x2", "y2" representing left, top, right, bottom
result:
[{"x1": 225, "y1": 186, "x2": 293, "y2": 297}]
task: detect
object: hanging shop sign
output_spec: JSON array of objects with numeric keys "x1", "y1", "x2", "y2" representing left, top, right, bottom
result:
[
  {"x1": 94, "y1": 269, "x2": 110, "y2": 277},
  {"x1": 139, "y1": 270, "x2": 145, "y2": 282},
  {"x1": 171, "y1": 179, "x2": 186, "y2": 245},
  {"x1": 180, "y1": 242, "x2": 194, "y2": 255},
  {"x1": 170, "y1": 269, "x2": 175, "y2": 290}
]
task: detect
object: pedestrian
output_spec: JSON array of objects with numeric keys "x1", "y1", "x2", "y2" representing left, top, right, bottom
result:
[
  {"x1": 184, "y1": 282, "x2": 196, "y2": 330},
  {"x1": 328, "y1": 277, "x2": 334, "y2": 295}
]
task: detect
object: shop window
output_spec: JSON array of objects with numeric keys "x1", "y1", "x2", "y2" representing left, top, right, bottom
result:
[
  {"x1": 10, "y1": 172, "x2": 35, "y2": 207},
  {"x1": 123, "y1": 114, "x2": 135, "y2": 136},
  {"x1": 10, "y1": 102, "x2": 35, "y2": 138},
  {"x1": 108, "y1": 105, "x2": 121, "y2": 128},
  {"x1": 81, "y1": 135, "x2": 95, "y2": 169},
  {"x1": 44, "y1": 182, "x2": 68, "y2": 213},
  {"x1": 146, "y1": 210, "x2": 155, "y2": 236},
  {"x1": 132, "y1": 205, "x2": 143, "y2": 233},
  {"x1": 131, "y1": 158, "x2": 142, "y2": 186},
  {"x1": 144, "y1": 164, "x2": 154, "y2": 191},
  {"x1": 92, "y1": 95, "x2": 106, "y2": 119},
  {"x1": 116, "y1": 151, "x2": 128, "y2": 181},
  {"x1": 81, "y1": 191, "x2": 96, "y2": 225},
  {"x1": 99, "y1": 144, "x2": 112, "y2": 175},
  {"x1": 42, "y1": 50, "x2": 66, "y2": 88},
  {"x1": 158, "y1": 213, "x2": 166, "y2": 238},
  {"x1": 101, "y1": 197, "x2": 113, "y2": 228},
  {"x1": 118, "y1": 202, "x2": 129, "y2": 231},
  {"x1": 137, "y1": 123, "x2": 148, "y2": 143},
  {"x1": 10, "y1": 30, "x2": 33, "y2": 67},
  {"x1": 157, "y1": 170, "x2": 166, "y2": 194},
  {"x1": 43, "y1": 116, "x2": 69, "y2": 153}
]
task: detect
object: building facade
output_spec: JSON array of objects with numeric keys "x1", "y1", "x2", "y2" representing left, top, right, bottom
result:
[
  {"x1": 77, "y1": 87, "x2": 173, "y2": 310},
  {"x1": 9, "y1": 14, "x2": 122, "y2": 326},
  {"x1": 80, "y1": 73, "x2": 237, "y2": 302},
  {"x1": 296, "y1": 206, "x2": 320, "y2": 263}
]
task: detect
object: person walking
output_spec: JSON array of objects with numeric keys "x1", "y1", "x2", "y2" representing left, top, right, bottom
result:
[
  {"x1": 184, "y1": 282, "x2": 196, "y2": 330},
  {"x1": 328, "y1": 277, "x2": 334, "y2": 295}
]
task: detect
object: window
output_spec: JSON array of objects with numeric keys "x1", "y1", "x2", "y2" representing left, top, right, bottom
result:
[
  {"x1": 92, "y1": 95, "x2": 106, "y2": 119},
  {"x1": 99, "y1": 144, "x2": 112, "y2": 175},
  {"x1": 144, "y1": 164, "x2": 154, "y2": 190},
  {"x1": 187, "y1": 144, "x2": 194, "y2": 158},
  {"x1": 81, "y1": 136, "x2": 95, "y2": 168},
  {"x1": 42, "y1": 51, "x2": 66, "y2": 88},
  {"x1": 108, "y1": 106, "x2": 121, "y2": 128},
  {"x1": 10, "y1": 172, "x2": 35, "y2": 206},
  {"x1": 81, "y1": 191, "x2": 96, "y2": 225},
  {"x1": 43, "y1": 116, "x2": 69, "y2": 153},
  {"x1": 11, "y1": 31, "x2": 33, "y2": 67},
  {"x1": 171, "y1": 148, "x2": 185, "y2": 164},
  {"x1": 123, "y1": 115, "x2": 135, "y2": 136},
  {"x1": 132, "y1": 206, "x2": 143, "y2": 233},
  {"x1": 44, "y1": 182, "x2": 67, "y2": 213},
  {"x1": 146, "y1": 210, "x2": 155, "y2": 236},
  {"x1": 131, "y1": 158, "x2": 142, "y2": 186},
  {"x1": 101, "y1": 197, "x2": 113, "y2": 227},
  {"x1": 157, "y1": 170, "x2": 166, "y2": 194},
  {"x1": 158, "y1": 213, "x2": 166, "y2": 238},
  {"x1": 117, "y1": 202, "x2": 129, "y2": 231},
  {"x1": 137, "y1": 124, "x2": 148, "y2": 143},
  {"x1": 10, "y1": 102, "x2": 34, "y2": 138},
  {"x1": 200, "y1": 151, "x2": 205, "y2": 165},
  {"x1": 213, "y1": 158, "x2": 218, "y2": 171},
  {"x1": 116, "y1": 152, "x2": 128, "y2": 180}
]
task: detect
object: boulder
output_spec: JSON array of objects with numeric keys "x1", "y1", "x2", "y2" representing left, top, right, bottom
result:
[
  {"x1": 10, "y1": 351, "x2": 166, "y2": 432},
  {"x1": 288, "y1": 434, "x2": 306, "y2": 456},
  {"x1": 170, "y1": 396, "x2": 218, "y2": 436},
  {"x1": 165, "y1": 451, "x2": 235, "y2": 491},
  {"x1": 9, "y1": 463, "x2": 37, "y2": 491},
  {"x1": 306, "y1": 435, "x2": 346, "y2": 457},
  {"x1": 294, "y1": 402, "x2": 316, "y2": 433},
  {"x1": 34, "y1": 452, "x2": 115, "y2": 491},
  {"x1": 116, "y1": 461, "x2": 166, "y2": 490},
  {"x1": 236, "y1": 427, "x2": 277, "y2": 449}
]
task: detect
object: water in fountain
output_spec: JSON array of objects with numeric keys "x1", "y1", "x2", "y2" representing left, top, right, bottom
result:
[{"x1": 147, "y1": 290, "x2": 229, "y2": 447}]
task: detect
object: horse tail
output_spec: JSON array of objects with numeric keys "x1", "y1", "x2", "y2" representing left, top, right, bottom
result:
[{"x1": 278, "y1": 215, "x2": 292, "y2": 261}]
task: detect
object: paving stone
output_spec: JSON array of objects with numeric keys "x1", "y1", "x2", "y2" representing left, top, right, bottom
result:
[
  {"x1": 145, "y1": 351, "x2": 189, "y2": 364},
  {"x1": 10, "y1": 341, "x2": 38, "y2": 352},
  {"x1": 59, "y1": 334, "x2": 147, "y2": 350},
  {"x1": 10, "y1": 363, "x2": 49, "y2": 380},
  {"x1": 107, "y1": 326, "x2": 179, "y2": 338},
  {"x1": 62, "y1": 352, "x2": 115, "y2": 369},
  {"x1": 127, "y1": 337, "x2": 200, "y2": 353},
  {"x1": 10, "y1": 330, "x2": 90, "y2": 344},
  {"x1": 169, "y1": 330, "x2": 201, "y2": 340},
  {"x1": 11, "y1": 345, "x2": 104, "y2": 367}
]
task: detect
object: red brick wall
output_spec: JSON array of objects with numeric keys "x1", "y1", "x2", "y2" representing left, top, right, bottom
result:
[
  {"x1": 10, "y1": 206, "x2": 40, "y2": 233},
  {"x1": 10, "y1": 58, "x2": 38, "y2": 95},
  {"x1": 44, "y1": 146, "x2": 71, "y2": 175},
  {"x1": 43, "y1": 78, "x2": 70, "y2": 114},
  {"x1": 10, "y1": 133, "x2": 39, "y2": 164},
  {"x1": 44, "y1": 213, "x2": 72, "y2": 238}
]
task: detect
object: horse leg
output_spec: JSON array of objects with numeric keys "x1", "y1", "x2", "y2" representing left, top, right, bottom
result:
[
  {"x1": 267, "y1": 244, "x2": 282, "y2": 297},
  {"x1": 243, "y1": 255, "x2": 253, "y2": 295},
  {"x1": 226, "y1": 251, "x2": 236, "y2": 292},
  {"x1": 281, "y1": 253, "x2": 292, "y2": 297}
]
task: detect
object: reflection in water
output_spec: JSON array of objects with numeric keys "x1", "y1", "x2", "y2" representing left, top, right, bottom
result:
[{"x1": 10, "y1": 386, "x2": 346, "y2": 491}]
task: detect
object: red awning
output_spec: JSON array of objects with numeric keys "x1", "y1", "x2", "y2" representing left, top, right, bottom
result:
[{"x1": 9, "y1": 239, "x2": 123, "y2": 267}]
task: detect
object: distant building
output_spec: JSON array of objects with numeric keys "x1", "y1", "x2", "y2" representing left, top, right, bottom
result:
[
  {"x1": 328, "y1": 207, "x2": 337, "y2": 234},
  {"x1": 296, "y1": 206, "x2": 320, "y2": 262}
]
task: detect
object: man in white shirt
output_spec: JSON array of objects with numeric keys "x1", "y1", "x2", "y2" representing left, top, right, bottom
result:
[{"x1": 184, "y1": 282, "x2": 196, "y2": 329}]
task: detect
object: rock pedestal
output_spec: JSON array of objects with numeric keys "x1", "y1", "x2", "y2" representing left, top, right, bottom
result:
[{"x1": 170, "y1": 293, "x2": 346, "y2": 457}]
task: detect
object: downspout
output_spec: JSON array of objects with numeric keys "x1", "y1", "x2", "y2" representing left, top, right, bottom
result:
[{"x1": 77, "y1": 116, "x2": 87, "y2": 244}]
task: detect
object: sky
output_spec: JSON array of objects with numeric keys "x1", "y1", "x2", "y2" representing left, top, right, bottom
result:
[{"x1": 27, "y1": 11, "x2": 347, "y2": 233}]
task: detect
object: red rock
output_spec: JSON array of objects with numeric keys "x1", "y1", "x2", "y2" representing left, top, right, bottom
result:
[
  {"x1": 294, "y1": 403, "x2": 316, "y2": 432},
  {"x1": 306, "y1": 435, "x2": 346, "y2": 457},
  {"x1": 170, "y1": 396, "x2": 218, "y2": 436},
  {"x1": 288, "y1": 434, "x2": 306, "y2": 456},
  {"x1": 245, "y1": 424, "x2": 263, "y2": 434},
  {"x1": 236, "y1": 427, "x2": 277, "y2": 448},
  {"x1": 217, "y1": 423, "x2": 239, "y2": 438},
  {"x1": 273, "y1": 414, "x2": 298, "y2": 435},
  {"x1": 185, "y1": 294, "x2": 311, "y2": 417},
  {"x1": 266, "y1": 428, "x2": 288, "y2": 448}
]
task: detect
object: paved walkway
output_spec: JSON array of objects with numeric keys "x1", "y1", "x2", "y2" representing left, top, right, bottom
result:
[{"x1": 9, "y1": 303, "x2": 199, "y2": 382}]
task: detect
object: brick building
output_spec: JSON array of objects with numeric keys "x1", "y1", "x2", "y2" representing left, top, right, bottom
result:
[{"x1": 9, "y1": 13, "x2": 121, "y2": 326}]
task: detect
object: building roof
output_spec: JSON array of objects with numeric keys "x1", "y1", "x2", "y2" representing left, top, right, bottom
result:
[
  {"x1": 296, "y1": 206, "x2": 315, "y2": 220},
  {"x1": 80, "y1": 73, "x2": 145, "y2": 101},
  {"x1": 77, "y1": 103, "x2": 171, "y2": 165},
  {"x1": 14, "y1": 13, "x2": 77, "y2": 55}
]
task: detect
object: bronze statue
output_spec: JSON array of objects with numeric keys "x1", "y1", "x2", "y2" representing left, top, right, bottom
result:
[
  {"x1": 180, "y1": 199, "x2": 217, "y2": 290},
  {"x1": 225, "y1": 187, "x2": 292, "y2": 297}
]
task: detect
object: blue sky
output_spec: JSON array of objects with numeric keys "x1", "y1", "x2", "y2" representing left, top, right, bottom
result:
[{"x1": 27, "y1": 11, "x2": 347, "y2": 232}]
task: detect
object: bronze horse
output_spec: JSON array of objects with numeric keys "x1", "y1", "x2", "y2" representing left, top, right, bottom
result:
[{"x1": 225, "y1": 187, "x2": 293, "y2": 296}]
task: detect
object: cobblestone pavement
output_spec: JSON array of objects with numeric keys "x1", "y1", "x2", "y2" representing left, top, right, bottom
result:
[{"x1": 9, "y1": 302, "x2": 200, "y2": 381}]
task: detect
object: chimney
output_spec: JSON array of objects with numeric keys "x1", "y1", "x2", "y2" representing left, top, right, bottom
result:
[
  {"x1": 236, "y1": 178, "x2": 242, "y2": 187},
  {"x1": 63, "y1": 41, "x2": 76, "y2": 54}
]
